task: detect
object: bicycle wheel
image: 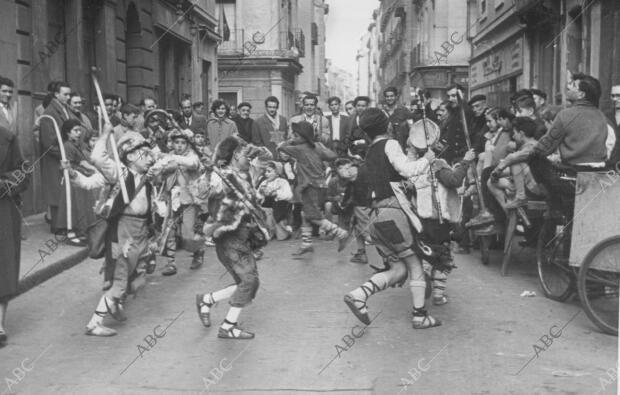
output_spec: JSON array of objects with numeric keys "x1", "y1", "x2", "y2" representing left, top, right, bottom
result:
[
  {"x1": 537, "y1": 216, "x2": 574, "y2": 301},
  {"x1": 577, "y1": 236, "x2": 620, "y2": 336}
]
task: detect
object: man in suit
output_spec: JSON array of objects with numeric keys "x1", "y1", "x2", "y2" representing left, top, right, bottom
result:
[
  {"x1": 325, "y1": 96, "x2": 350, "y2": 156},
  {"x1": 251, "y1": 96, "x2": 288, "y2": 156},
  {"x1": 0, "y1": 76, "x2": 17, "y2": 135},
  {"x1": 40, "y1": 81, "x2": 72, "y2": 230},
  {"x1": 179, "y1": 97, "x2": 208, "y2": 137}
]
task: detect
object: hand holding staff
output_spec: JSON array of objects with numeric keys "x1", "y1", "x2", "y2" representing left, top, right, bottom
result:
[{"x1": 91, "y1": 70, "x2": 129, "y2": 204}]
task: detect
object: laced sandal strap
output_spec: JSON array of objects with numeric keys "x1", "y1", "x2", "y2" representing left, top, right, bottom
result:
[{"x1": 360, "y1": 279, "x2": 382, "y2": 299}]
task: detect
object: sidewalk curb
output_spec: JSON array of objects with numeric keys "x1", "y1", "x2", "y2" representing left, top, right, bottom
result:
[{"x1": 12, "y1": 247, "x2": 90, "y2": 301}]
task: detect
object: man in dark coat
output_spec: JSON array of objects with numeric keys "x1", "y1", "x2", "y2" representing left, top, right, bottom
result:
[
  {"x1": 251, "y1": 96, "x2": 288, "y2": 156},
  {"x1": 0, "y1": 124, "x2": 30, "y2": 345},
  {"x1": 39, "y1": 81, "x2": 72, "y2": 230},
  {"x1": 232, "y1": 102, "x2": 254, "y2": 143},
  {"x1": 179, "y1": 97, "x2": 208, "y2": 137},
  {"x1": 325, "y1": 96, "x2": 350, "y2": 156}
]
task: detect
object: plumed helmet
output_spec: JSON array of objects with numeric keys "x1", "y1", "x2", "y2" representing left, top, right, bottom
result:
[
  {"x1": 117, "y1": 131, "x2": 150, "y2": 161},
  {"x1": 169, "y1": 128, "x2": 194, "y2": 141}
]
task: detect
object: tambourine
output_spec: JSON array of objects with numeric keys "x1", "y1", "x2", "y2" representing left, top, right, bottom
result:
[{"x1": 408, "y1": 118, "x2": 441, "y2": 149}]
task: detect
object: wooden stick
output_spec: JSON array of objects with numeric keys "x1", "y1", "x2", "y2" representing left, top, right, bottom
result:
[
  {"x1": 91, "y1": 73, "x2": 129, "y2": 204},
  {"x1": 96, "y1": 106, "x2": 102, "y2": 137},
  {"x1": 38, "y1": 115, "x2": 71, "y2": 231}
]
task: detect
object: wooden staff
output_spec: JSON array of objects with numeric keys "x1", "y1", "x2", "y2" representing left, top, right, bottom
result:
[
  {"x1": 457, "y1": 91, "x2": 490, "y2": 214},
  {"x1": 38, "y1": 115, "x2": 72, "y2": 231},
  {"x1": 96, "y1": 106, "x2": 102, "y2": 137},
  {"x1": 91, "y1": 71, "x2": 129, "y2": 204}
]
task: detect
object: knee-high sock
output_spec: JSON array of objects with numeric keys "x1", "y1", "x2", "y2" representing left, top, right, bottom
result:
[
  {"x1": 211, "y1": 285, "x2": 238, "y2": 303},
  {"x1": 432, "y1": 270, "x2": 447, "y2": 299},
  {"x1": 201, "y1": 285, "x2": 238, "y2": 313},
  {"x1": 222, "y1": 306, "x2": 243, "y2": 329},
  {"x1": 87, "y1": 295, "x2": 109, "y2": 327},
  {"x1": 350, "y1": 272, "x2": 389, "y2": 306},
  {"x1": 409, "y1": 279, "x2": 427, "y2": 310},
  {"x1": 301, "y1": 226, "x2": 313, "y2": 248}
]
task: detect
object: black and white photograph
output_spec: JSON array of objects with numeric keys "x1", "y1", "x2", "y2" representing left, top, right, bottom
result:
[{"x1": 0, "y1": 0, "x2": 619, "y2": 393}]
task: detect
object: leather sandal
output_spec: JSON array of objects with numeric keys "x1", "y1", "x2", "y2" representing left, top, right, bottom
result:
[
  {"x1": 411, "y1": 308, "x2": 442, "y2": 329},
  {"x1": 195, "y1": 293, "x2": 214, "y2": 327},
  {"x1": 105, "y1": 298, "x2": 127, "y2": 322},
  {"x1": 162, "y1": 263, "x2": 177, "y2": 276},
  {"x1": 85, "y1": 323, "x2": 117, "y2": 337},
  {"x1": 343, "y1": 294, "x2": 371, "y2": 325},
  {"x1": 292, "y1": 245, "x2": 314, "y2": 258},
  {"x1": 217, "y1": 321, "x2": 255, "y2": 340}
]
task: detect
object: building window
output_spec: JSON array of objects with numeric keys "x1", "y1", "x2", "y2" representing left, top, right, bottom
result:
[{"x1": 480, "y1": 0, "x2": 487, "y2": 15}]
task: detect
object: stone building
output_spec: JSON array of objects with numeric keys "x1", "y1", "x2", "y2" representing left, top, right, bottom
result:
[
  {"x1": 468, "y1": 0, "x2": 620, "y2": 110},
  {"x1": 326, "y1": 59, "x2": 356, "y2": 103},
  {"x1": 216, "y1": 0, "x2": 328, "y2": 118},
  {"x1": 0, "y1": 0, "x2": 220, "y2": 214}
]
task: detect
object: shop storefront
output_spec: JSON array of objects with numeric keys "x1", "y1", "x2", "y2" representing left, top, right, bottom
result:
[{"x1": 469, "y1": 35, "x2": 524, "y2": 108}]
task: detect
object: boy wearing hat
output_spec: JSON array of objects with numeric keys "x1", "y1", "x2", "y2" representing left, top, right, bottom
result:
[
  {"x1": 406, "y1": 123, "x2": 476, "y2": 305},
  {"x1": 343, "y1": 108, "x2": 442, "y2": 329},
  {"x1": 158, "y1": 128, "x2": 205, "y2": 275},
  {"x1": 277, "y1": 121, "x2": 349, "y2": 256},
  {"x1": 65, "y1": 124, "x2": 158, "y2": 337}
]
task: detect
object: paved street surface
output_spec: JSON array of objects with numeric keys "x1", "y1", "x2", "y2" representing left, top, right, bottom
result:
[{"x1": 0, "y1": 238, "x2": 617, "y2": 395}]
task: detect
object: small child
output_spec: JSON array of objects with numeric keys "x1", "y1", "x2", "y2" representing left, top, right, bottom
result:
[
  {"x1": 333, "y1": 158, "x2": 371, "y2": 264},
  {"x1": 257, "y1": 161, "x2": 293, "y2": 240}
]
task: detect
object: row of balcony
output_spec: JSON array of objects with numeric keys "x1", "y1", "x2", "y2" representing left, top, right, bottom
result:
[{"x1": 218, "y1": 28, "x2": 305, "y2": 59}]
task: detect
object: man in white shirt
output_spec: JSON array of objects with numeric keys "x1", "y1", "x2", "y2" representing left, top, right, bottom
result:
[{"x1": 326, "y1": 96, "x2": 350, "y2": 143}]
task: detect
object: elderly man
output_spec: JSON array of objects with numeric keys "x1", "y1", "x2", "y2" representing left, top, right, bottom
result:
[
  {"x1": 289, "y1": 94, "x2": 330, "y2": 144},
  {"x1": 252, "y1": 96, "x2": 288, "y2": 155},
  {"x1": 66, "y1": 124, "x2": 157, "y2": 336},
  {"x1": 494, "y1": 73, "x2": 609, "y2": 218},
  {"x1": 179, "y1": 97, "x2": 208, "y2": 137},
  {"x1": 233, "y1": 102, "x2": 254, "y2": 143},
  {"x1": 0, "y1": 76, "x2": 17, "y2": 135}
]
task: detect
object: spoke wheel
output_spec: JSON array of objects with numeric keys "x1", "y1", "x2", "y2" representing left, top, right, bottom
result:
[
  {"x1": 537, "y1": 217, "x2": 574, "y2": 301},
  {"x1": 577, "y1": 236, "x2": 620, "y2": 336}
]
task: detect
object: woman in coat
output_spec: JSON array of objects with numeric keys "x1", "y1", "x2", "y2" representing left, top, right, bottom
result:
[{"x1": 0, "y1": 125, "x2": 30, "y2": 346}]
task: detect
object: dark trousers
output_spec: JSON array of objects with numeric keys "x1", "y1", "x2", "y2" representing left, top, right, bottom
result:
[
  {"x1": 528, "y1": 155, "x2": 577, "y2": 217},
  {"x1": 481, "y1": 166, "x2": 506, "y2": 224}
]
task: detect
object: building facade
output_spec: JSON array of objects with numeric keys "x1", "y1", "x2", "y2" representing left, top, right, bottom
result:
[
  {"x1": 325, "y1": 59, "x2": 356, "y2": 103},
  {"x1": 468, "y1": 0, "x2": 620, "y2": 110},
  {"x1": 216, "y1": 0, "x2": 328, "y2": 117},
  {"x1": 0, "y1": 0, "x2": 220, "y2": 215}
]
